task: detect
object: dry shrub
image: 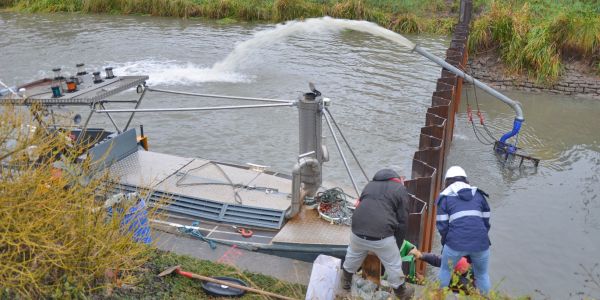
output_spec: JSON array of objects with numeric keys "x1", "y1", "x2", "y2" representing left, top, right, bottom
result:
[{"x1": 0, "y1": 105, "x2": 153, "y2": 298}]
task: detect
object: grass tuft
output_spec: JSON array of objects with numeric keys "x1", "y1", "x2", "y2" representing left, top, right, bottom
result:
[
  {"x1": 390, "y1": 14, "x2": 421, "y2": 34},
  {"x1": 328, "y1": 0, "x2": 365, "y2": 20},
  {"x1": 468, "y1": 0, "x2": 600, "y2": 83}
]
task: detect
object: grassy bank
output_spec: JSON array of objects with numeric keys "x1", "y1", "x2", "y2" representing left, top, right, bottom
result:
[
  {"x1": 105, "y1": 249, "x2": 306, "y2": 299},
  {"x1": 0, "y1": 0, "x2": 464, "y2": 34},
  {"x1": 469, "y1": 0, "x2": 600, "y2": 83}
]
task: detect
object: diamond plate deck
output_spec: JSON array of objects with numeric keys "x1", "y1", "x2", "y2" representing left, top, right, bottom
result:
[
  {"x1": 272, "y1": 206, "x2": 350, "y2": 246},
  {"x1": 109, "y1": 151, "x2": 194, "y2": 188},
  {"x1": 111, "y1": 156, "x2": 290, "y2": 229},
  {"x1": 156, "y1": 159, "x2": 291, "y2": 211}
]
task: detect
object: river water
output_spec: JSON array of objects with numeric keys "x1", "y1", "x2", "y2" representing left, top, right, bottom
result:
[{"x1": 0, "y1": 12, "x2": 598, "y2": 299}]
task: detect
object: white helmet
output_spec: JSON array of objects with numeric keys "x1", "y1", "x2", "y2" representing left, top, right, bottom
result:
[{"x1": 444, "y1": 166, "x2": 467, "y2": 180}]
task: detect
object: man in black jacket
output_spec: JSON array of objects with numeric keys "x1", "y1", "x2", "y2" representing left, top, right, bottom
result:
[{"x1": 341, "y1": 169, "x2": 414, "y2": 299}]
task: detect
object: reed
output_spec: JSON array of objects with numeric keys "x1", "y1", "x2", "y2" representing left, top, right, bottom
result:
[
  {"x1": 273, "y1": 0, "x2": 321, "y2": 21},
  {"x1": 0, "y1": 106, "x2": 157, "y2": 298},
  {"x1": 2, "y1": 0, "x2": 456, "y2": 33},
  {"x1": 468, "y1": 0, "x2": 600, "y2": 83}
]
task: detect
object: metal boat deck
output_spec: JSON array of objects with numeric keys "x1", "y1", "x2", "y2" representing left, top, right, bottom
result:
[
  {"x1": 109, "y1": 149, "x2": 293, "y2": 229},
  {"x1": 3, "y1": 72, "x2": 354, "y2": 260},
  {"x1": 272, "y1": 206, "x2": 350, "y2": 246},
  {"x1": 104, "y1": 139, "x2": 350, "y2": 255}
]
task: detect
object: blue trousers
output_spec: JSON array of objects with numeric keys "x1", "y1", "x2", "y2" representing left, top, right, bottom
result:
[{"x1": 438, "y1": 244, "x2": 491, "y2": 295}]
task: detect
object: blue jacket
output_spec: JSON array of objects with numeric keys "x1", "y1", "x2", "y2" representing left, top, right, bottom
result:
[{"x1": 436, "y1": 182, "x2": 491, "y2": 252}]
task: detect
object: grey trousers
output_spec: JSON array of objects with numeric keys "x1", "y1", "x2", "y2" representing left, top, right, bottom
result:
[{"x1": 342, "y1": 233, "x2": 405, "y2": 288}]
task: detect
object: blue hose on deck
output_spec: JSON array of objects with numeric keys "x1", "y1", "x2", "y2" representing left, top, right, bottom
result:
[
  {"x1": 178, "y1": 221, "x2": 217, "y2": 249},
  {"x1": 499, "y1": 118, "x2": 523, "y2": 154}
]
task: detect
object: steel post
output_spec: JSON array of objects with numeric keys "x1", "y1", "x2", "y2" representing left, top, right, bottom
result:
[{"x1": 298, "y1": 92, "x2": 325, "y2": 167}]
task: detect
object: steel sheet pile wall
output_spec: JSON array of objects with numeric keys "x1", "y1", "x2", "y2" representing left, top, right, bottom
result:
[{"x1": 404, "y1": 0, "x2": 473, "y2": 273}]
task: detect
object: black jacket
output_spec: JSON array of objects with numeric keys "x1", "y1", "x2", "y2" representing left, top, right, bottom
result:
[{"x1": 351, "y1": 169, "x2": 409, "y2": 241}]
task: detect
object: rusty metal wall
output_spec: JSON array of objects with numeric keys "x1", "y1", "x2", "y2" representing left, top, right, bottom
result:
[{"x1": 404, "y1": 0, "x2": 473, "y2": 274}]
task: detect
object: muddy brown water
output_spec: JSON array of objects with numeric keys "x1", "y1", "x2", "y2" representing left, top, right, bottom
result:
[{"x1": 1, "y1": 12, "x2": 598, "y2": 299}]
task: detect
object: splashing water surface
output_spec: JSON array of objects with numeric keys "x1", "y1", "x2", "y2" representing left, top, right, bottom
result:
[
  {"x1": 114, "y1": 59, "x2": 250, "y2": 85},
  {"x1": 111, "y1": 17, "x2": 416, "y2": 86},
  {"x1": 212, "y1": 17, "x2": 416, "y2": 72}
]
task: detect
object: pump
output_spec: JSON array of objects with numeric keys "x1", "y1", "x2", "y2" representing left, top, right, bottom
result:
[
  {"x1": 286, "y1": 84, "x2": 329, "y2": 219},
  {"x1": 411, "y1": 46, "x2": 539, "y2": 167}
]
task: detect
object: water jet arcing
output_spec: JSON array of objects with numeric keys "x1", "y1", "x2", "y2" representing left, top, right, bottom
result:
[{"x1": 210, "y1": 16, "x2": 531, "y2": 161}]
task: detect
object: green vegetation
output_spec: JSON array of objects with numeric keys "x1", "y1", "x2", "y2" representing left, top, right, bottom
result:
[
  {"x1": 469, "y1": 0, "x2": 600, "y2": 83},
  {"x1": 1, "y1": 0, "x2": 461, "y2": 34},
  {"x1": 0, "y1": 106, "x2": 153, "y2": 298},
  {"x1": 106, "y1": 249, "x2": 306, "y2": 299}
]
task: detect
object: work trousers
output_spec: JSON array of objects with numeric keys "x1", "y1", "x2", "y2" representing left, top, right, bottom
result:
[
  {"x1": 439, "y1": 244, "x2": 491, "y2": 295},
  {"x1": 342, "y1": 233, "x2": 405, "y2": 288}
]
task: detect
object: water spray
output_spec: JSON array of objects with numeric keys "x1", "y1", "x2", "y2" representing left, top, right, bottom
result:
[{"x1": 211, "y1": 17, "x2": 530, "y2": 161}]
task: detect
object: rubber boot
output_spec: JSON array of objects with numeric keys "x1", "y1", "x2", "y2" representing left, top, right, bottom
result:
[
  {"x1": 393, "y1": 282, "x2": 415, "y2": 300},
  {"x1": 341, "y1": 268, "x2": 353, "y2": 290}
]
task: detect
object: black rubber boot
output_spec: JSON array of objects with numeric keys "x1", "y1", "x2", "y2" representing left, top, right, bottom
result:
[
  {"x1": 393, "y1": 282, "x2": 415, "y2": 300},
  {"x1": 341, "y1": 268, "x2": 353, "y2": 290}
]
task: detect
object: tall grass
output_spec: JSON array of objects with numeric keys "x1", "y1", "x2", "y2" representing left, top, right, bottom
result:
[
  {"x1": 468, "y1": 0, "x2": 600, "y2": 83},
  {"x1": 3, "y1": 0, "x2": 459, "y2": 34},
  {"x1": 0, "y1": 105, "x2": 154, "y2": 298}
]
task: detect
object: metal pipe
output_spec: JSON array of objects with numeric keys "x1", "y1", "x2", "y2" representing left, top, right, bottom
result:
[
  {"x1": 123, "y1": 85, "x2": 147, "y2": 131},
  {"x1": 101, "y1": 100, "x2": 140, "y2": 103},
  {"x1": 323, "y1": 110, "x2": 360, "y2": 198},
  {"x1": 76, "y1": 107, "x2": 95, "y2": 144},
  {"x1": 413, "y1": 46, "x2": 524, "y2": 121},
  {"x1": 94, "y1": 103, "x2": 295, "y2": 113},
  {"x1": 100, "y1": 103, "x2": 122, "y2": 133},
  {"x1": 147, "y1": 88, "x2": 295, "y2": 103},
  {"x1": 286, "y1": 157, "x2": 320, "y2": 219},
  {"x1": 325, "y1": 107, "x2": 369, "y2": 181}
]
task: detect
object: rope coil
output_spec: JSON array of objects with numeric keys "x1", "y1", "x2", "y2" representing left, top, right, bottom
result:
[{"x1": 316, "y1": 188, "x2": 353, "y2": 226}]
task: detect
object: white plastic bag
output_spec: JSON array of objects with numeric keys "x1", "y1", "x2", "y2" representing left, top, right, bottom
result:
[{"x1": 305, "y1": 254, "x2": 342, "y2": 300}]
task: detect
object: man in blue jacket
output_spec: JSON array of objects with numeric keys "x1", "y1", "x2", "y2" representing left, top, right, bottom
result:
[{"x1": 436, "y1": 166, "x2": 491, "y2": 295}]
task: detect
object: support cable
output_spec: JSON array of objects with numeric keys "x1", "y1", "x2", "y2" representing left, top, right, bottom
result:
[
  {"x1": 324, "y1": 107, "x2": 369, "y2": 182},
  {"x1": 464, "y1": 82, "x2": 495, "y2": 145},
  {"x1": 468, "y1": 66, "x2": 498, "y2": 142},
  {"x1": 323, "y1": 110, "x2": 360, "y2": 198}
]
